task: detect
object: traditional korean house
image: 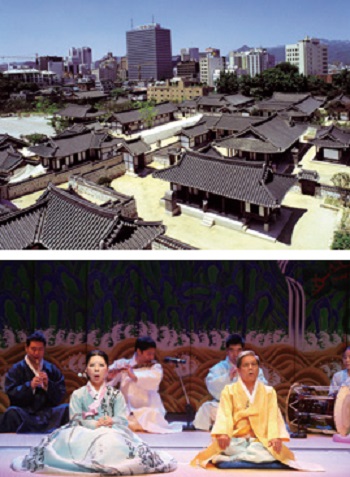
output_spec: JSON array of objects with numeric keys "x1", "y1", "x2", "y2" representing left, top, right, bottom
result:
[
  {"x1": 214, "y1": 114, "x2": 307, "y2": 168},
  {"x1": 180, "y1": 115, "x2": 220, "y2": 149},
  {"x1": 221, "y1": 93, "x2": 255, "y2": 113},
  {"x1": 177, "y1": 99, "x2": 199, "y2": 118},
  {"x1": 326, "y1": 94, "x2": 350, "y2": 121},
  {"x1": 116, "y1": 137, "x2": 151, "y2": 174},
  {"x1": 109, "y1": 102, "x2": 178, "y2": 135},
  {"x1": 214, "y1": 114, "x2": 264, "y2": 139},
  {"x1": 0, "y1": 146, "x2": 26, "y2": 183},
  {"x1": 256, "y1": 92, "x2": 325, "y2": 122},
  {"x1": 56, "y1": 103, "x2": 107, "y2": 124},
  {"x1": 309, "y1": 124, "x2": 350, "y2": 162},
  {"x1": 0, "y1": 134, "x2": 27, "y2": 150},
  {"x1": 153, "y1": 150, "x2": 296, "y2": 230},
  {"x1": 196, "y1": 94, "x2": 229, "y2": 113},
  {"x1": 0, "y1": 183, "x2": 165, "y2": 250},
  {"x1": 29, "y1": 128, "x2": 121, "y2": 172}
]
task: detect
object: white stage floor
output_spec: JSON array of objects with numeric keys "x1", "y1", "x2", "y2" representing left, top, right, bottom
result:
[{"x1": 0, "y1": 431, "x2": 349, "y2": 477}]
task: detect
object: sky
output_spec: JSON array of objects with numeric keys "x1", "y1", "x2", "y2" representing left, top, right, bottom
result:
[{"x1": 0, "y1": 0, "x2": 350, "y2": 62}]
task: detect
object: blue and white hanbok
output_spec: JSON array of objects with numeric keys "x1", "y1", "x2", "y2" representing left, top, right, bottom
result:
[{"x1": 12, "y1": 383, "x2": 177, "y2": 475}]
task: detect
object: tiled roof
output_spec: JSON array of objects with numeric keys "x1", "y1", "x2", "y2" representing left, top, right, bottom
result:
[
  {"x1": 0, "y1": 202, "x2": 45, "y2": 249},
  {"x1": 257, "y1": 93, "x2": 325, "y2": 117},
  {"x1": 117, "y1": 138, "x2": 151, "y2": 155},
  {"x1": 225, "y1": 94, "x2": 254, "y2": 106},
  {"x1": 0, "y1": 134, "x2": 27, "y2": 149},
  {"x1": 216, "y1": 136, "x2": 279, "y2": 153},
  {"x1": 104, "y1": 218, "x2": 165, "y2": 250},
  {"x1": 251, "y1": 115, "x2": 307, "y2": 149},
  {"x1": 181, "y1": 121, "x2": 211, "y2": 138},
  {"x1": 298, "y1": 169, "x2": 320, "y2": 181},
  {"x1": 0, "y1": 184, "x2": 165, "y2": 250},
  {"x1": 197, "y1": 95, "x2": 228, "y2": 106},
  {"x1": 113, "y1": 103, "x2": 178, "y2": 124},
  {"x1": 153, "y1": 151, "x2": 296, "y2": 207},
  {"x1": 271, "y1": 92, "x2": 311, "y2": 103},
  {"x1": 0, "y1": 146, "x2": 25, "y2": 173},
  {"x1": 57, "y1": 103, "x2": 106, "y2": 119},
  {"x1": 181, "y1": 115, "x2": 220, "y2": 138},
  {"x1": 293, "y1": 96, "x2": 325, "y2": 115},
  {"x1": 215, "y1": 114, "x2": 263, "y2": 131},
  {"x1": 54, "y1": 124, "x2": 90, "y2": 138},
  {"x1": 310, "y1": 125, "x2": 350, "y2": 148},
  {"x1": 154, "y1": 235, "x2": 198, "y2": 250},
  {"x1": 198, "y1": 145, "x2": 224, "y2": 158},
  {"x1": 29, "y1": 130, "x2": 108, "y2": 159},
  {"x1": 216, "y1": 115, "x2": 306, "y2": 153},
  {"x1": 328, "y1": 94, "x2": 350, "y2": 106}
]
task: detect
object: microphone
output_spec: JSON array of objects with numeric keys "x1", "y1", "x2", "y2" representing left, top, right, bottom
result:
[{"x1": 164, "y1": 357, "x2": 186, "y2": 364}]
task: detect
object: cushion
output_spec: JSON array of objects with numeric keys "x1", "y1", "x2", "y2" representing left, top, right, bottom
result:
[{"x1": 215, "y1": 460, "x2": 291, "y2": 470}]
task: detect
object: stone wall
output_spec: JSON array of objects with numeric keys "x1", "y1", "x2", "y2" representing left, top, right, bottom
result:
[
  {"x1": 70, "y1": 175, "x2": 137, "y2": 217},
  {"x1": 1, "y1": 154, "x2": 125, "y2": 200}
]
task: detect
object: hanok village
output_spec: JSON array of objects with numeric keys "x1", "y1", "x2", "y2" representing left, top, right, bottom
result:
[{"x1": 1, "y1": 91, "x2": 350, "y2": 250}]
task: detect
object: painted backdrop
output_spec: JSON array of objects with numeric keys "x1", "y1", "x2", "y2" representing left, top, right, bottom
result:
[{"x1": 0, "y1": 260, "x2": 349, "y2": 422}]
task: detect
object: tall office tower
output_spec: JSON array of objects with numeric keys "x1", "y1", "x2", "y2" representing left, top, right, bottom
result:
[
  {"x1": 126, "y1": 23, "x2": 173, "y2": 81},
  {"x1": 286, "y1": 37, "x2": 328, "y2": 75},
  {"x1": 66, "y1": 47, "x2": 92, "y2": 75}
]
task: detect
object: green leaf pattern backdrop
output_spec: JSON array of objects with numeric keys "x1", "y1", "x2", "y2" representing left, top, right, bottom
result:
[{"x1": 0, "y1": 260, "x2": 349, "y2": 417}]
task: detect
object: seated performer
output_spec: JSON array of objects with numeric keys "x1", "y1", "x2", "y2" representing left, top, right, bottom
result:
[
  {"x1": 193, "y1": 333, "x2": 267, "y2": 430},
  {"x1": 108, "y1": 336, "x2": 182, "y2": 433},
  {"x1": 0, "y1": 331, "x2": 69, "y2": 433},
  {"x1": 12, "y1": 349, "x2": 177, "y2": 474},
  {"x1": 330, "y1": 346, "x2": 350, "y2": 394},
  {"x1": 191, "y1": 350, "x2": 323, "y2": 471}
]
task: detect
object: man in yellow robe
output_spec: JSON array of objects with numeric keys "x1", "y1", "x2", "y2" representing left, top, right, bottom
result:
[{"x1": 192, "y1": 350, "x2": 323, "y2": 471}]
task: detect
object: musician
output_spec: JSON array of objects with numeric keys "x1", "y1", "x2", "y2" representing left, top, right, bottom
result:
[
  {"x1": 193, "y1": 334, "x2": 267, "y2": 430},
  {"x1": 192, "y1": 351, "x2": 323, "y2": 471},
  {"x1": 0, "y1": 331, "x2": 69, "y2": 433},
  {"x1": 330, "y1": 346, "x2": 350, "y2": 394},
  {"x1": 107, "y1": 336, "x2": 182, "y2": 433}
]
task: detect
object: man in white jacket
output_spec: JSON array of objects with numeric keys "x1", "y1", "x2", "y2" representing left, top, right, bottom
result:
[{"x1": 108, "y1": 336, "x2": 182, "y2": 434}]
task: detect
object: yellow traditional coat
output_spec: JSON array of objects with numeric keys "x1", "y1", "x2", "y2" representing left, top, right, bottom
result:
[{"x1": 192, "y1": 379, "x2": 295, "y2": 468}]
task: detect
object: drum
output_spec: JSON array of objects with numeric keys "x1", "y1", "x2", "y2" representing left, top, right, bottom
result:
[
  {"x1": 286, "y1": 382, "x2": 336, "y2": 435},
  {"x1": 334, "y1": 385, "x2": 350, "y2": 436}
]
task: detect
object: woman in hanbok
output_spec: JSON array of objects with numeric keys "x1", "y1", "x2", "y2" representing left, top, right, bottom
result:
[{"x1": 12, "y1": 349, "x2": 177, "y2": 475}]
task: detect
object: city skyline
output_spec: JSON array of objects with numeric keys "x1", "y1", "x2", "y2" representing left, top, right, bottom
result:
[{"x1": 1, "y1": 0, "x2": 350, "y2": 62}]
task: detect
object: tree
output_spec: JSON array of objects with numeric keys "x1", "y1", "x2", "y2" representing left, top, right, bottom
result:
[
  {"x1": 331, "y1": 231, "x2": 350, "y2": 250},
  {"x1": 215, "y1": 71, "x2": 239, "y2": 94},
  {"x1": 137, "y1": 101, "x2": 157, "y2": 129},
  {"x1": 331, "y1": 172, "x2": 350, "y2": 189},
  {"x1": 24, "y1": 133, "x2": 47, "y2": 145}
]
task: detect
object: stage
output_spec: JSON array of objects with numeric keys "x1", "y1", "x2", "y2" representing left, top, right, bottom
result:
[{"x1": 0, "y1": 428, "x2": 349, "y2": 477}]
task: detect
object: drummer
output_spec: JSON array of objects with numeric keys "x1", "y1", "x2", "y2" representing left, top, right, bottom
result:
[{"x1": 329, "y1": 346, "x2": 350, "y2": 394}]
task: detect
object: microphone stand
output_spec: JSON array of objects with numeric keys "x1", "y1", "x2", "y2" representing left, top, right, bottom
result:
[{"x1": 174, "y1": 362, "x2": 196, "y2": 431}]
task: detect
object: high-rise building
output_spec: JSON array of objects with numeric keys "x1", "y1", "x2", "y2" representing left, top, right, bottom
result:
[
  {"x1": 228, "y1": 48, "x2": 274, "y2": 77},
  {"x1": 285, "y1": 37, "x2": 328, "y2": 75},
  {"x1": 38, "y1": 56, "x2": 64, "y2": 79},
  {"x1": 200, "y1": 56, "x2": 225, "y2": 87},
  {"x1": 126, "y1": 23, "x2": 172, "y2": 81},
  {"x1": 66, "y1": 47, "x2": 92, "y2": 75},
  {"x1": 180, "y1": 47, "x2": 200, "y2": 62}
]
